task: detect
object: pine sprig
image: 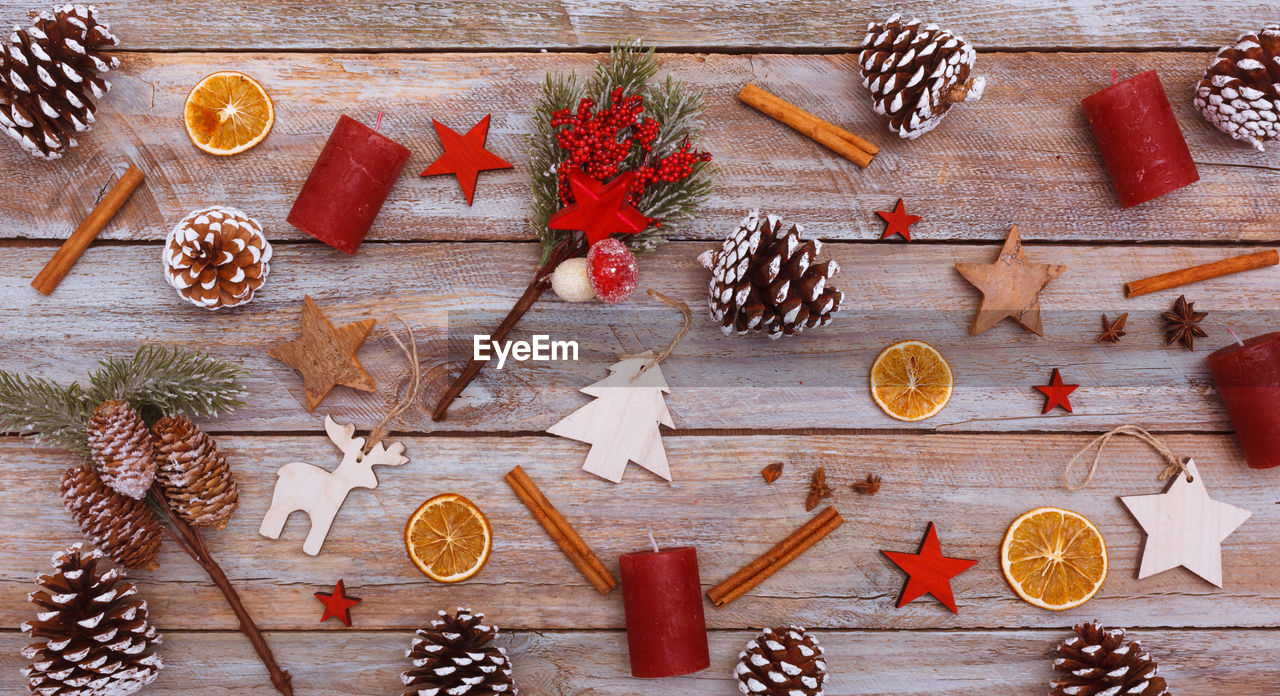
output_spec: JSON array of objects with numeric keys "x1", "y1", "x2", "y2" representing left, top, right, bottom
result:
[
  {"x1": 0, "y1": 345, "x2": 246, "y2": 461},
  {"x1": 529, "y1": 38, "x2": 716, "y2": 264}
]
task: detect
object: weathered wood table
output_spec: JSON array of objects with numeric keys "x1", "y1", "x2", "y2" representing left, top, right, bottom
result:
[{"x1": 2, "y1": 2, "x2": 1278, "y2": 693}]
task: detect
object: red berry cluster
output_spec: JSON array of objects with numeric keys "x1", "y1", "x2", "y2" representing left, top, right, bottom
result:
[{"x1": 631, "y1": 140, "x2": 713, "y2": 203}]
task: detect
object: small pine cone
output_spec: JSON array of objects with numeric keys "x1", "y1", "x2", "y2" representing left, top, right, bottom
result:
[
  {"x1": 1193, "y1": 25, "x2": 1280, "y2": 151},
  {"x1": 1052, "y1": 621, "x2": 1169, "y2": 696},
  {"x1": 0, "y1": 5, "x2": 119, "y2": 159},
  {"x1": 857, "y1": 14, "x2": 985, "y2": 139},
  {"x1": 151, "y1": 415, "x2": 239, "y2": 529},
  {"x1": 21, "y1": 543, "x2": 163, "y2": 696},
  {"x1": 163, "y1": 207, "x2": 272, "y2": 310},
  {"x1": 88, "y1": 400, "x2": 156, "y2": 500},
  {"x1": 699, "y1": 211, "x2": 844, "y2": 340},
  {"x1": 60, "y1": 467, "x2": 163, "y2": 570},
  {"x1": 735, "y1": 626, "x2": 827, "y2": 696},
  {"x1": 401, "y1": 608, "x2": 516, "y2": 696}
]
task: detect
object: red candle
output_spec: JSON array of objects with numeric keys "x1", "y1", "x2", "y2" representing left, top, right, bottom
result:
[
  {"x1": 287, "y1": 115, "x2": 411, "y2": 254},
  {"x1": 618, "y1": 546, "x2": 709, "y2": 678},
  {"x1": 1081, "y1": 70, "x2": 1199, "y2": 208},
  {"x1": 1208, "y1": 332, "x2": 1280, "y2": 469}
]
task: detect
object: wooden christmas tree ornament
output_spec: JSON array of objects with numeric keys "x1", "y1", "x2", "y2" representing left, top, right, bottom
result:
[
  {"x1": 1120, "y1": 460, "x2": 1251, "y2": 587},
  {"x1": 259, "y1": 415, "x2": 408, "y2": 555},
  {"x1": 880, "y1": 521, "x2": 977, "y2": 614},
  {"x1": 955, "y1": 226, "x2": 1066, "y2": 336},
  {"x1": 268, "y1": 295, "x2": 377, "y2": 412},
  {"x1": 420, "y1": 114, "x2": 513, "y2": 205}
]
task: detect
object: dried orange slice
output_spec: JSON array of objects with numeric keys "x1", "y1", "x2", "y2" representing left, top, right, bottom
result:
[
  {"x1": 1001, "y1": 507, "x2": 1108, "y2": 611},
  {"x1": 870, "y1": 340, "x2": 953, "y2": 421},
  {"x1": 405, "y1": 493, "x2": 493, "y2": 583},
  {"x1": 183, "y1": 71, "x2": 274, "y2": 155}
]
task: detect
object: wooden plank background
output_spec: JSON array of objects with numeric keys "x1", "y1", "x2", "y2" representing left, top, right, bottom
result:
[{"x1": 2, "y1": 1, "x2": 1278, "y2": 695}]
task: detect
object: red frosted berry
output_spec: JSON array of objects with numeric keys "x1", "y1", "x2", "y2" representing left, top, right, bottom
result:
[{"x1": 587, "y1": 238, "x2": 639, "y2": 304}]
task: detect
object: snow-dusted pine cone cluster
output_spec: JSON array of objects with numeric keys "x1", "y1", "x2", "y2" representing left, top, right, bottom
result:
[
  {"x1": 857, "y1": 13, "x2": 985, "y2": 139},
  {"x1": 0, "y1": 4, "x2": 119, "y2": 159},
  {"x1": 1194, "y1": 24, "x2": 1280, "y2": 151}
]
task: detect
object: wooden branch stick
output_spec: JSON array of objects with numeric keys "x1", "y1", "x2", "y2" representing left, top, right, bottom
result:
[
  {"x1": 505, "y1": 465, "x2": 617, "y2": 594},
  {"x1": 151, "y1": 487, "x2": 294, "y2": 696},
  {"x1": 1124, "y1": 250, "x2": 1279, "y2": 297},
  {"x1": 738, "y1": 84, "x2": 878, "y2": 168},
  {"x1": 31, "y1": 164, "x2": 145, "y2": 295},
  {"x1": 707, "y1": 505, "x2": 844, "y2": 607}
]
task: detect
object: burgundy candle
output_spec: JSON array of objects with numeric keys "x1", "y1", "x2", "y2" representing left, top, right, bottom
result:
[
  {"x1": 287, "y1": 115, "x2": 411, "y2": 254},
  {"x1": 1208, "y1": 332, "x2": 1280, "y2": 469},
  {"x1": 1081, "y1": 70, "x2": 1199, "y2": 208},
  {"x1": 618, "y1": 545, "x2": 709, "y2": 678}
]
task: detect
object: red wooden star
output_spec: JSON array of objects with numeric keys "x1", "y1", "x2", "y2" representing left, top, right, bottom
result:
[
  {"x1": 1035, "y1": 368, "x2": 1079, "y2": 414},
  {"x1": 548, "y1": 168, "x2": 648, "y2": 246},
  {"x1": 876, "y1": 198, "x2": 922, "y2": 241},
  {"x1": 421, "y1": 114, "x2": 513, "y2": 205},
  {"x1": 314, "y1": 579, "x2": 361, "y2": 626},
  {"x1": 881, "y1": 522, "x2": 977, "y2": 614}
]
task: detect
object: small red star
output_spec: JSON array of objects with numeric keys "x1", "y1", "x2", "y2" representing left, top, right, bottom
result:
[
  {"x1": 875, "y1": 198, "x2": 922, "y2": 241},
  {"x1": 548, "y1": 168, "x2": 648, "y2": 246},
  {"x1": 881, "y1": 522, "x2": 977, "y2": 614},
  {"x1": 421, "y1": 114, "x2": 513, "y2": 205},
  {"x1": 1035, "y1": 369, "x2": 1079, "y2": 414},
  {"x1": 314, "y1": 579, "x2": 361, "y2": 626}
]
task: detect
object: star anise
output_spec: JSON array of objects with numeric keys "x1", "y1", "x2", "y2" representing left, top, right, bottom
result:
[
  {"x1": 1161, "y1": 295, "x2": 1207, "y2": 350},
  {"x1": 805, "y1": 467, "x2": 832, "y2": 511},
  {"x1": 851, "y1": 473, "x2": 882, "y2": 495},
  {"x1": 1097, "y1": 313, "x2": 1127, "y2": 343}
]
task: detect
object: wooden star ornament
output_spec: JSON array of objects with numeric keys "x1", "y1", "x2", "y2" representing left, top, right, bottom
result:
[
  {"x1": 1120, "y1": 460, "x2": 1251, "y2": 587},
  {"x1": 421, "y1": 114, "x2": 513, "y2": 204},
  {"x1": 955, "y1": 226, "x2": 1067, "y2": 336},
  {"x1": 268, "y1": 295, "x2": 377, "y2": 412},
  {"x1": 881, "y1": 521, "x2": 977, "y2": 613},
  {"x1": 1035, "y1": 369, "x2": 1078, "y2": 414},
  {"x1": 876, "y1": 198, "x2": 922, "y2": 241},
  {"x1": 548, "y1": 168, "x2": 648, "y2": 246},
  {"x1": 315, "y1": 579, "x2": 362, "y2": 626}
]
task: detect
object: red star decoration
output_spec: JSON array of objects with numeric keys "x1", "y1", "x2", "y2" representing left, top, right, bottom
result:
[
  {"x1": 421, "y1": 114, "x2": 513, "y2": 205},
  {"x1": 1035, "y1": 369, "x2": 1079, "y2": 414},
  {"x1": 876, "y1": 198, "x2": 922, "y2": 241},
  {"x1": 881, "y1": 522, "x2": 977, "y2": 614},
  {"x1": 314, "y1": 579, "x2": 361, "y2": 626},
  {"x1": 548, "y1": 168, "x2": 648, "y2": 246}
]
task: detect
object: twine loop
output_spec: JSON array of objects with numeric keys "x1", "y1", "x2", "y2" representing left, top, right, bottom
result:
[
  {"x1": 620, "y1": 289, "x2": 692, "y2": 379},
  {"x1": 364, "y1": 315, "x2": 420, "y2": 451},
  {"x1": 1064, "y1": 425, "x2": 1192, "y2": 491}
]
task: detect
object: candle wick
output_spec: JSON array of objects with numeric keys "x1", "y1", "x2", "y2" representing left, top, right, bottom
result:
[
  {"x1": 1227, "y1": 327, "x2": 1245, "y2": 346},
  {"x1": 375, "y1": 112, "x2": 384, "y2": 133},
  {"x1": 1110, "y1": 69, "x2": 1118, "y2": 85},
  {"x1": 647, "y1": 531, "x2": 659, "y2": 554}
]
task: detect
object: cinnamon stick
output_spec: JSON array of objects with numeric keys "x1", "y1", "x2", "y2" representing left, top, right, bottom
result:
[
  {"x1": 707, "y1": 506, "x2": 844, "y2": 607},
  {"x1": 1124, "y1": 250, "x2": 1279, "y2": 297},
  {"x1": 31, "y1": 164, "x2": 145, "y2": 295},
  {"x1": 505, "y1": 465, "x2": 616, "y2": 594},
  {"x1": 738, "y1": 84, "x2": 878, "y2": 168}
]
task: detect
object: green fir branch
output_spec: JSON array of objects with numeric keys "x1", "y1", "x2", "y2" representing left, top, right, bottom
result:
[{"x1": 0, "y1": 372, "x2": 92, "y2": 456}]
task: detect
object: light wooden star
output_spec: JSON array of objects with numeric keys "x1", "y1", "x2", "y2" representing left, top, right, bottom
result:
[
  {"x1": 268, "y1": 295, "x2": 377, "y2": 412},
  {"x1": 954, "y1": 225, "x2": 1066, "y2": 335},
  {"x1": 1119, "y1": 460, "x2": 1251, "y2": 587}
]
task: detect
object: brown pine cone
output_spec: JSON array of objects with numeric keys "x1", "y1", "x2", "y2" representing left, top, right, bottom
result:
[
  {"x1": 21, "y1": 543, "x2": 163, "y2": 696},
  {"x1": 699, "y1": 211, "x2": 844, "y2": 339},
  {"x1": 152, "y1": 414, "x2": 239, "y2": 529},
  {"x1": 60, "y1": 467, "x2": 163, "y2": 570},
  {"x1": 0, "y1": 4, "x2": 119, "y2": 159},
  {"x1": 401, "y1": 608, "x2": 516, "y2": 696},
  {"x1": 163, "y1": 207, "x2": 272, "y2": 310},
  {"x1": 88, "y1": 400, "x2": 157, "y2": 500},
  {"x1": 1194, "y1": 25, "x2": 1280, "y2": 151},
  {"x1": 857, "y1": 14, "x2": 985, "y2": 139},
  {"x1": 1052, "y1": 621, "x2": 1169, "y2": 696},
  {"x1": 735, "y1": 626, "x2": 826, "y2": 696}
]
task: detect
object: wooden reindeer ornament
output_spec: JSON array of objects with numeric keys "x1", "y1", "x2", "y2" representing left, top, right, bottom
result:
[{"x1": 260, "y1": 415, "x2": 408, "y2": 555}]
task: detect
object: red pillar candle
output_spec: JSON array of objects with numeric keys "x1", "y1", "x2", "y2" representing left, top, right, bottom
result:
[
  {"x1": 287, "y1": 115, "x2": 411, "y2": 254},
  {"x1": 1081, "y1": 70, "x2": 1199, "y2": 208},
  {"x1": 1208, "y1": 332, "x2": 1280, "y2": 469},
  {"x1": 618, "y1": 546, "x2": 710, "y2": 678}
]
